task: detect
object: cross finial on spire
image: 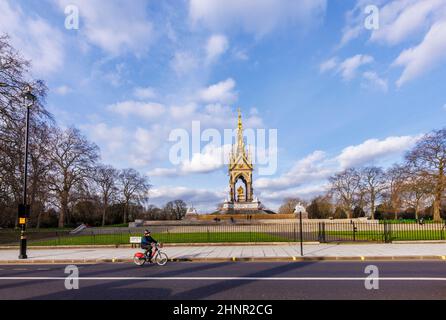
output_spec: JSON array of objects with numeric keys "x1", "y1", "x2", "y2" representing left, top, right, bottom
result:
[
  {"x1": 238, "y1": 108, "x2": 242, "y2": 131},
  {"x1": 236, "y1": 108, "x2": 245, "y2": 156}
]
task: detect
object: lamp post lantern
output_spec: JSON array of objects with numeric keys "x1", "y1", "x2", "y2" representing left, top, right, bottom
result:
[{"x1": 18, "y1": 85, "x2": 36, "y2": 259}]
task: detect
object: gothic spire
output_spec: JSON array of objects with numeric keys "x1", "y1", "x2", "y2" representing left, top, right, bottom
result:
[{"x1": 237, "y1": 108, "x2": 245, "y2": 156}]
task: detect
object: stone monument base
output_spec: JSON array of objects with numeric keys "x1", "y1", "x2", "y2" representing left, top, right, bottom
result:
[{"x1": 218, "y1": 200, "x2": 275, "y2": 215}]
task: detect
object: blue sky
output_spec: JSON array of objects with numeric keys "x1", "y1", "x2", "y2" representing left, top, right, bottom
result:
[{"x1": 1, "y1": 0, "x2": 446, "y2": 211}]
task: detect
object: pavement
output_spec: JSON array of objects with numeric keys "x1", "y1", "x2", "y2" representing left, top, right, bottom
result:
[
  {"x1": 0, "y1": 261, "x2": 445, "y2": 299},
  {"x1": 1, "y1": 243, "x2": 446, "y2": 263}
]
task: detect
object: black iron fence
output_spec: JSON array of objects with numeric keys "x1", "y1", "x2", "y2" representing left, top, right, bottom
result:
[{"x1": 0, "y1": 221, "x2": 445, "y2": 246}]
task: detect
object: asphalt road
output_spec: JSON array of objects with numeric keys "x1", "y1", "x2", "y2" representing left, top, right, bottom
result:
[{"x1": 0, "y1": 261, "x2": 445, "y2": 300}]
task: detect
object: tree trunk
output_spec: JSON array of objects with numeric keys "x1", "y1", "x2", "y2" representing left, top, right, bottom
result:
[
  {"x1": 102, "y1": 204, "x2": 107, "y2": 227},
  {"x1": 433, "y1": 165, "x2": 444, "y2": 222},
  {"x1": 415, "y1": 200, "x2": 419, "y2": 221},
  {"x1": 370, "y1": 192, "x2": 376, "y2": 220},
  {"x1": 346, "y1": 208, "x2": 352, "y2": 219},
  {"x1": 59, "y1": 191, "x2": 68, "y2": 228},
  {"x1": 36, "y1": 211, "x2": 42, "y2": 229},
  {"x1": 123, "y1": 202, "x2": 128, "y2": 224}
]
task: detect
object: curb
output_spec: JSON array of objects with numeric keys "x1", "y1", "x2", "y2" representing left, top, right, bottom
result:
[{"x1": 1, "y1": 255, "x2": 445, "y2": 265}]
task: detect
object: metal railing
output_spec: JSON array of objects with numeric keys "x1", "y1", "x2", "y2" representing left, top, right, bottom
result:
[{"x1": 0, "y1": 221, "x2": 445, "y2": 246}]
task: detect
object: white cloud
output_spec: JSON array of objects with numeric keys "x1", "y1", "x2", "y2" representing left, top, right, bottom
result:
[
  {"x1": 170, "y1": 51, "x2": 199, "y2": 75},
  {"x1": 55, "y1": 0, "x2": 153, "y2": 56},
  {"x1": 81, "y1": 122, "x2": 127, "y2": 154},
  {"x1": 133, "y1": 87, "x2": 156, "y2": 100},
  {"x1": 259, "y1": 184, "x2": 329, "y2": 204},
  {"x1": 189, "y1": 0, "x2": 327, "y2": 37},
  {"x1": 255, "y1": 134, "x2": 420, "y2": 193},
  {"x1": 370, "y1": 0, "x2": 445, "y2": 46},
  {"x1": 90, "y1": 62, "x2": 126, "y2": 88},
  {"x1": 0, "y1": 0, "x2": 64, "y2": 75},
  {"x1": 339, "y1": 0, "x2": 446, "y2": 86},
  {"x1": 86, "y1": 80, "x2": 264, "y2": 177},
  {"x1": 147, "y1": 168, "x2": 179, "y2": 177},
  {"x1": 319, "y1": 57, "x2": 338, "y2": 73},
  {"x1": 320, "y1": 54, "x2": 374, "y2": 81},
  {"x1": 232, "y1": 48, "x2": 249, "y2": 61},
  {"x1": 205, "y1": 34, "x2": 229, "y2": 64},
  {"x1": 255, "y1": 151, "x2": 334, "y2": 191},
  {"x1": 337, "y1": 135, "x2": 421, "y2": 169},
  {"x1": 169, "y1": 103, "x2": 198, "y2": 120},
  {"x1": 181, "y1": 144, "x2": 232, "y2": 174},
  {"x1": 148, "y1": 144, "x2": 231, "y2": 177},
  {"x1": 198, "y1": 78, "x2": 238, "y2": 103},
  {"x1": 393, "y1": 20, "x2": 446, "y2": 87},
  {"x1": 107, "y1": 101, "x2": 166, "y2": 120},
  {"x1": 169, "y1": 102, "x2": 263, "y2": 132},
  {"x1": 338, "y1": 54, "x2": 374, "y2": 81},
  {"x1": 362, "y1": 71, "x2": 388, "y2": 92},
  {"x1": 130, "y1": 127, "x2": 161, "y2": 167},
  {"x1": 54, "y1": 85, "x2": 72, "y2": 95},
  {"x1": 150, "y1": 186, "x2": 225, "y2": 210},
  {"x1": 81, "y1": 122, "x2": 165, "y2": 168}
]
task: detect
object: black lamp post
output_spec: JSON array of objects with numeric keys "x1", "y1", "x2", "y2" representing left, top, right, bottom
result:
[
  {"x1": 299, "y1": 210, "x2": 303, "y2": 256},
  {"x1": 18, "y1": 85, "x2": 35, "y2": 259}
]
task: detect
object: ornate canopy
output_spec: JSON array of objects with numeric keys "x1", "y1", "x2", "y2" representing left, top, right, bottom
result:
[{"x1": 228, "y1": 109, "x2": 254, "y2": 202}]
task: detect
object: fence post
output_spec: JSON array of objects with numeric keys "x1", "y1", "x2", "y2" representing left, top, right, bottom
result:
[
  {"x1": 352, "y1": 221, "x2": 356, "y2": 242},
  {"x1": 389, "y1": 222, "x2": 392, "y2": 242},
  {"x1": 207, "y1": 228, "x2": 210, "y2": 242},
  {"x1": 441, "y1": 222, "x2": 445, "y2": 240},
  {"x1": 318, "y1": 222, "x2": 326, "y2": 243},
  {"x1": 299, "y1": 211, "x2": 303, "y2": 256},
  {"x1": 383, "y1": 220, "x2": 392, "y2": 243}
]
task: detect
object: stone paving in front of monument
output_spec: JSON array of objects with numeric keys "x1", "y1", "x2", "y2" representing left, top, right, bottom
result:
[{"x1": 1, "y1": 243, "x2": 446, "y2": 262}]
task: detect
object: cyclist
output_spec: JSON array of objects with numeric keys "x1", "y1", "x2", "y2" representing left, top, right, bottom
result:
[{"x1": 141, "y1": 230, "x2": 158, "y2": 263}]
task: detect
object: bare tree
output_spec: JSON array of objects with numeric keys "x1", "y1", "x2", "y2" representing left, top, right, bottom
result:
[
  {"x1": 164, "y1": 200, "x2": 187, "y2": 220},
  {"x1": 359, "y1": 166, "x2": 387, "y2": 219},
  {"x1": 94, "y1": 164, "x2": 119, "y2": 226},
  {"x1": 278, "y1": 197, "x2": 307, "y2": 214},
  {"x1": 406, "y1": 129, "x2": 446, "y2": 221},
  {"x1": 307, "y1": 194, "x2": 333, "y2": 219},
  {"x1": 0, "y1": 34, "x2": 51, "y2": 227},
  {"x1": 29, "y1": 123, "x2": 53, "y2": 228},
  {"x1": 47, "y1": 127, "x2": 99, "y2": 227},
  {"x1": 400, "y1": 165, "x2": 435, "y2": 220},
  {"x1": 329, "y1": 168, "x2": 360, "y2": 218},
  {"x1": 118, "y1": 168, "x2": 151, "y2": 224},
  {"x1": 383, "y1": 164, "x2": 406, "y2": 220}
]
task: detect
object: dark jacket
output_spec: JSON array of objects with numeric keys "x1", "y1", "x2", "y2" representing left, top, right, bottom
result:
[{"x1": 141, "y1": 235, "x2": 157, "y2": 245}]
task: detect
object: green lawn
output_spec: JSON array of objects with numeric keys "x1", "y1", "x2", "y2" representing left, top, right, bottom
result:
[
  {"x1": 29, "y1": 232, "x2": 291, "y2": 246},
  {"x1": 326, "y1": 230, "x2": 446, "y2": 241},
  {"x1": 378, "y1": 220, "x2": 440, "y2": 224}
]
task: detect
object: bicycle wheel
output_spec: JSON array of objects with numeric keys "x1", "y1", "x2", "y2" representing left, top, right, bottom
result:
[
  {"x1": 133, "y1": 255, "x2": 146, "y2": 266},
  {"x1": 155, "y1": 252, "x2": 168, "y2": 266}
]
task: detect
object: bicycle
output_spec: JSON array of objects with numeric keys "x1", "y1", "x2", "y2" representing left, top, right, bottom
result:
[{"x1": 133, "y1": 243, "x2": 168, "y2": 266}]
